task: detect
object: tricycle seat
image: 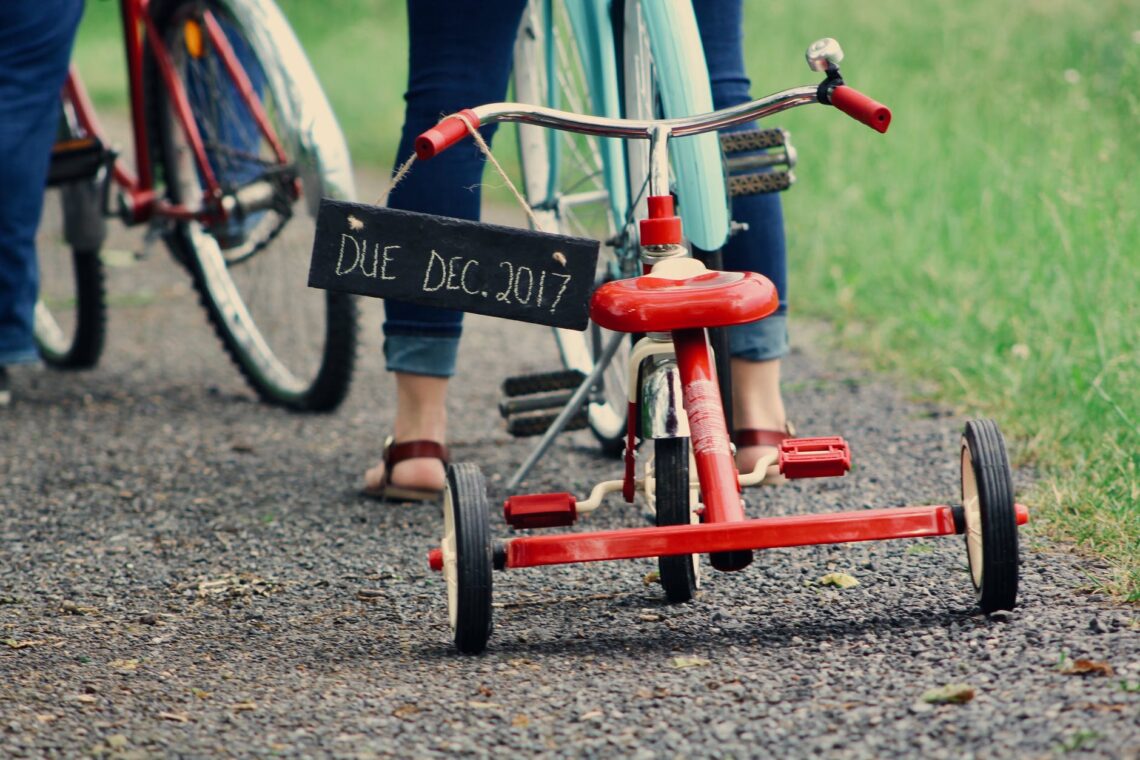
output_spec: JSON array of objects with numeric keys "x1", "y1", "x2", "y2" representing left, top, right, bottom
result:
[{"x1": 589, "y1": 262, "x2": 778, "y2": 333}]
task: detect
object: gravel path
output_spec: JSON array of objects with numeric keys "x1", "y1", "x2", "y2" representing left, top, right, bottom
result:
[{"x1": 3, "y1": 198, "x2": 1138, "y2": 758}]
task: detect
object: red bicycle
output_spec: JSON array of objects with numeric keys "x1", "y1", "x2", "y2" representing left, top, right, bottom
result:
[
  {"x1": 415, "y1": 38, "x2": 1028, "y2": 654},
  {"x1": 37, "y1": 0, "x2": 357, "y2": 411}
]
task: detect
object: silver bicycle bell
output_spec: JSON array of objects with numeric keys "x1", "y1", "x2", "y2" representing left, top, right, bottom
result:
[{"x1": 806, "y1": 38, "x2": 844, "y2": 72}]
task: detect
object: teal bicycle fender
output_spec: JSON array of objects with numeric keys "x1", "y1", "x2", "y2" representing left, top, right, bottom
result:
[
  {"x1": 565, "y1": 0, "x2": 630, "y2": 228},
  {"x1": 641, "y1": 0, "x2": 730, "y2": 251}
]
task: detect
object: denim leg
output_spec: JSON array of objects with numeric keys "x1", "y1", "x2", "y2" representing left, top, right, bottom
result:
[
  {"x1": 693, "y1": 0, "x2": 789, "y2": 362},
  {"x1": 0, "y1": 0, "x2": 84, "y2": 365},
  {"x1": 382, "y1": 0, "x2": 528, "y2": 377}
]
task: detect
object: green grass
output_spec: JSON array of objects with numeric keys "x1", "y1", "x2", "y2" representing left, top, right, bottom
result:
[
  {"x1": 74, "y1": 0, "x2": 1138, "y2": 599},
  {"x1": 750, "y1": 2, "x2": 1139, "y2": 600}
]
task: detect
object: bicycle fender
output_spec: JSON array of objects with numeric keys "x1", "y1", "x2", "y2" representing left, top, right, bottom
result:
[
  {"x1": 217, "y1": 0, "x2": 356, "y2": 210},
  {"x1": 640, "y1": 0, "x2": 730, "y2": 251}
]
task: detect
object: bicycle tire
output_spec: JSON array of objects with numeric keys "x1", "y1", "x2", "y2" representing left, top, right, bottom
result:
[
  {"x1": 513, "y1": 0, "x2": 633, "y2": 456},
  {"x1": 620, "y1": 2, "x2": 734, "y2": 431},
  {"x1": 34, "y1": 183, "x2": 107, "y2": 370},
  {"x1": 146, "y1": 0, "x2": 357, "y2": 412}
]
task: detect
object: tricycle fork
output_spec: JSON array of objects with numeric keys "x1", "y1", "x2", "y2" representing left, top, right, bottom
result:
[{"x1": 672, "y1": 327, "x2": 753, "y2": 572}]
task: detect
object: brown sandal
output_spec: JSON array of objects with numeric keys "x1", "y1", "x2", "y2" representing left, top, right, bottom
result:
[
  {"x1": 361, "y1": 435, "x2": 450, "y2": 502},
  {"x1": 733, "y1": 423, "x2": 795, "y2": 486}
]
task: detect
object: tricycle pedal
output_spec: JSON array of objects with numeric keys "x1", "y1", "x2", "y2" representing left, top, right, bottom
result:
[
  {"x1": 503, "y1": 492, "x2": 577, "y2": 529},
  {"x1": 779, "y1": 436, "x2": 851, "y2": 479}
]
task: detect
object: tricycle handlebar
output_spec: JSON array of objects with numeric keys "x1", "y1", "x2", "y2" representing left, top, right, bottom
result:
[{"x1": 413, "y1": 79, "x2": 890, "y2": 161}]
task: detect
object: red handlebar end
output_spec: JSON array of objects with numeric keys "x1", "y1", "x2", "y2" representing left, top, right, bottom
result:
[
  {"x1": 830, "y1": 86, "x2": 891, "y2": 134},
  {"x1": 414, "y1": 108, "x2": 481, "y2": 159}
]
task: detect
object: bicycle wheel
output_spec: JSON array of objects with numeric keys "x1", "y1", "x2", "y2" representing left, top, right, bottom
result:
[
  {"x1": 652, "y1": 436, "x2": 699, "y2": 604},
  {"x1": 34, "y1": 186, "x2": 107, "y2": 369},
  {"x1": 513, "y1": 0, "x2": 635, "y2": 455},
  {"x1": 620, "y1": 1, "x2": 734, "y2": 430},
  {"x1": 148, "y1": 0, "x2": 357, "y2": 411}
]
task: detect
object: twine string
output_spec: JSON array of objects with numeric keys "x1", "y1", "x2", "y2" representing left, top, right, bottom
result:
[{"x1": 374, "y1": 112, "x2": 546, "y2": 234}]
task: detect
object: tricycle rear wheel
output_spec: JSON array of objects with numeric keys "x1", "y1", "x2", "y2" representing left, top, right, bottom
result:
[
  {"x1": 960, "y1": 419, "x2": 1019, "y2": 613},
  {"x1": 442, "y1": 463, "x2": 493, "y2": 654}
]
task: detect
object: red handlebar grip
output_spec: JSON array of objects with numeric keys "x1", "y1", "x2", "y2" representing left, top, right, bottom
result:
[
  {"x1": 414, "y1": 109, "x2": 481, "y2": 159},
  {"x1": 830, "y1": 86, "x2": 891, "y2": 134}
]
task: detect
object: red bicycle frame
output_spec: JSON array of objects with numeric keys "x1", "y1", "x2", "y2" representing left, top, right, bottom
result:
[{"x1": 61, "y1": 0, "x2": 289, "y2": 225}]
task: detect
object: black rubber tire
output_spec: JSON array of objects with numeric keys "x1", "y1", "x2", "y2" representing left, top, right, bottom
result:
[
  {"x1": 961, "y1": 418, "x2": 1019, "y2": 613},
  {"x1": 443, "y1": 463, "x2": 494, "y2": 655},
  {"x1": 35, "y1": 245, "x2": 106, "y2": 370},
  {"x1": 655, "y1": 437, "x2": 698, "y2": 603},
  {"x1": 146, "y1": 0, "x2": 357, "y2": 412}
]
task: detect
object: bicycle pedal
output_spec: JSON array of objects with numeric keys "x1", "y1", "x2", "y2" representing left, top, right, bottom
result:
[
  {"x1": 499, "y1": 389, "x2": 576, "y2": 419},
  {"x1": 502, "y1": 369, "x2": 587, "y2": 397},
  {"x1": 505, "y1": 409, "x2": 589, "y2": 438},
  {"x1": 779, "y1": 436, "x2": 851, "y2": 479},
  {"x1": 728, "y1": 171, "x2": 794, "y2": 197},
  {"x1": 719, "y1": 128, "x2": 788, "y2": 153},
  {"x1": 47, "y1": 136, "x2": 111, "y2": 187}
]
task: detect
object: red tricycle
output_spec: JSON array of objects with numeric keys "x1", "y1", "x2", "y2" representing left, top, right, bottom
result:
[{"x1": 415, "y1": 39, "x2": 1027, "y2": 654}]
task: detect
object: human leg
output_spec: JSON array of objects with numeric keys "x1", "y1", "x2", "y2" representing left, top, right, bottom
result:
[
  {"x1": 693, "y1": 0, "x2": 791, "y2": 478},
  {"x1": 366, "y1": 0, "x2": 527, "y2": 496},
  {"x1": 0, "y1": 0, "x2": 84, "y2": 369}
]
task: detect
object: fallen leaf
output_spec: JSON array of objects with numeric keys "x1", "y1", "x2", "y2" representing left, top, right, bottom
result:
[
  {"x1": 192, "y1": 689, "x2": 210, "y2": 700},
  {"x1": 466, "y1": 701, "x2": 501, "y2": 709},
  {"x1": 818, "y1": 572, "x2": 859, "y2": 589},
  {"x1": 1060, "y1": 659, "x2": 1114, "y2": 677},
  {"x1": 511, "y1": 714, "x2": 530, "y2": 728},
  {"x1": 232, "y1": 701, "x2": 257, "y2": 712},
  {"x1": 110, "y1": 659, "x2": 139, "y2": 671},
  {"x1": 921, "y1": 683, "x2": 976, "y2": 704},
  {"x1": 392, "y1": 704, "x2": 422, "y2": 719},
  {"x1": 671, "y1": 656, "x2": 710, "y2": 669},
  {"x1": 4, "y1": 639, "x2": 47, "y2": 649},
  {"x1": 61, "y1": 601, "x2": 99, "y2": 615},
  {"x1": 158, "y1": 712, "x2": 190, "y2": 723},
  {"x1": 643, "y1": 571, "x2": 660, "y2": 585}
]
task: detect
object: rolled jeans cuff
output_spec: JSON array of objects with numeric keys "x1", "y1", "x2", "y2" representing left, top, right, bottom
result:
[
  {"x1": 383, "y1": 333, "x2": 460, "y2": 378},
  {"x1": 0, "y1": 328, "x2": 38, "y2": 366},
  {"x1": 727, "y1": 313, "x2": 788, "y2": 362}
]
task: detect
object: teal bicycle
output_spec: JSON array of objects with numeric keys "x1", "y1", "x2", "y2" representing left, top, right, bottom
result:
[{"x1": 502, "y1": 0, "x2": 799, "y2": 483}]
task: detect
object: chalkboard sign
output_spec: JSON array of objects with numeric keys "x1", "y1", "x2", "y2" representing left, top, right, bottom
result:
[{"x1": 308, "y1": 199, "x2": 600, "y2": 331}]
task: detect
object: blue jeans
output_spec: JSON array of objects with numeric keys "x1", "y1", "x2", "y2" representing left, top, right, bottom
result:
[
  {"x1": 0, "y1": 0, "x2": 85, "y2": 365},
  {"x1": 385, "y1": 0, "x2": 788, "y2": 376}
]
